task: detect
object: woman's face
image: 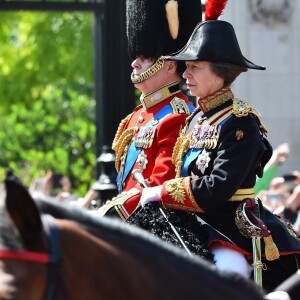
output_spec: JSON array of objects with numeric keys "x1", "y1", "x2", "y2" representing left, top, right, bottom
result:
[{"x1": 183, "y1": 61, "x2": 224, "y2": 98}]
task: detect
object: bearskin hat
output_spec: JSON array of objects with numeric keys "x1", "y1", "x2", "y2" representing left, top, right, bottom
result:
[{"x1": 126, "y1": 0, "x2": 203, "y2": 60}]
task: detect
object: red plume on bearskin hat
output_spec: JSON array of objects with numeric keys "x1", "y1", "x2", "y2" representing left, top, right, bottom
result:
[{"x1": 126, "y1": 0, "x2": 202, "y2": 60}]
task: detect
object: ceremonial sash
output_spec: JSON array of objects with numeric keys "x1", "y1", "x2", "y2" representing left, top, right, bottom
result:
[{"x1": 117, "y1": 103, "x2": 194, "y2": 193}]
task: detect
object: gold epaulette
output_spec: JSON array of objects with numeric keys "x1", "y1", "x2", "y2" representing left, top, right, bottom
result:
[
  {"x1": 232, "y1": 98, "x2": 253, "y2": 117},
  {"x1": 232, "y1": 99, "x2": 268, "y2": 135},
  {"x1": 170, "y1": 97, "x2": 191, "y2": 114}
]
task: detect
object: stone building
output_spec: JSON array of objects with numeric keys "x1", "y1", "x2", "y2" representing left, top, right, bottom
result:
[{"x1": 218, "y1": 0, "x2": 299, "y2": 174}]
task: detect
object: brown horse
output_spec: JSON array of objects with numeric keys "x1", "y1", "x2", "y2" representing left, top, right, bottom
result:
[{"x1": 0, "y1": 177, "x2": 265, "y2": 300}]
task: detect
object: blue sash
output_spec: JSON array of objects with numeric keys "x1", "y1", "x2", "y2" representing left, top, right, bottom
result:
[
  {"x1": 117, "y1": 103, "x2": 194, "y2": 193},
  {"x1": 181, "y1": 115, "x2": 232, "y2": 177}
]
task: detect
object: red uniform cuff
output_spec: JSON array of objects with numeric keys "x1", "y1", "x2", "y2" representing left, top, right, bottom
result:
[{"x1": 161, "y1": 177, "x2": 204, "y2": 212}]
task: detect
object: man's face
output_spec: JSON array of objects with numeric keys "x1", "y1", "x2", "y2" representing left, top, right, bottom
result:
[
  {"x1": 131, "y1": 56, "x2": 154, "y2": 79},
  {"x1": 131, "y1": 56, "x2": 170, "y2": 94}
]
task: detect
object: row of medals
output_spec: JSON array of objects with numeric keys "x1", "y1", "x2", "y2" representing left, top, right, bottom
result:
[
  {"x1": 189, "y1": 123, "x2": 221, "y2": 150},
  {"x1": 134, "y1": 117, "x2": 158, "y2": 149}
]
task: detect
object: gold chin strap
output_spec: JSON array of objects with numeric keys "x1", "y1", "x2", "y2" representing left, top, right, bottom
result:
[{"x1": 131, "y1": 59, "x2": 165, "y2": 84}]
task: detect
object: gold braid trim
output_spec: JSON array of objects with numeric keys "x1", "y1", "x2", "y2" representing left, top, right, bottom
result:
[
  {"x1": 165, "y1": 178, "x2": 185, "y2": 204},
  {"x1": 172, "y1": 107, "x2": 201, "y2": 178},
  {"x1": 186, "y1": 106, "x2": 202, "y2": 126},
  {"x1": 172, "y1": 135, "x2": 183, "y2": 165},
  {"x1": 114, "y1": 127, "x2": 135, "y2": 172},
  {"x1": 112, "y1": 113, "x2": 134, "y2": 152},
  {"x1": 173, "y1": 133, "x2": 191, "y2": 178}
]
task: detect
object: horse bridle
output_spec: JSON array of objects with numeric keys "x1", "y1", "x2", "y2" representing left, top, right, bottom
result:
[{"x1": 0, "y1": 215, "x2": 68, "y2": 300}]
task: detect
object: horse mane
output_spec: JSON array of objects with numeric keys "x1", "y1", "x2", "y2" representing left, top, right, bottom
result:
[{"x1": 34, "y1": 195, "x2": 197, "y2": 259}]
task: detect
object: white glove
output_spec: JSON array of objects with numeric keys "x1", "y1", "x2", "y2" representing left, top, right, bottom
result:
[
  {"x1": 264, "y1": 291, "x2": 291, "y2": 300},
  {"x1": 140, "y1": 185, "x2": 162, "y2": 207}
]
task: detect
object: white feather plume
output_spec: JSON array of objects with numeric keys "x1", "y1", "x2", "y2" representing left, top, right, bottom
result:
[{"x1": 165, "y1": 0, "x2": 179, "y2": 40}]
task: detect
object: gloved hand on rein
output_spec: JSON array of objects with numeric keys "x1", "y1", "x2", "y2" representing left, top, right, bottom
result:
[{"x1": 140, "y1": 185, "x2": 162, "y2": 207}]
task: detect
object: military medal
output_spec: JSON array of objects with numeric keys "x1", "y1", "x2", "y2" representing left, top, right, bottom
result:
[
  {"x1": 137, "y1": 150, "x2": 148, "y2": 172},
  {"x1": 190, "y1": 123, "x2": 220, "y2": 150},
  {"x1": 135, "y1": 126, "x2": 156, "y2": 148},
  {"x1": 196, "y1": 149, "x2": 211, "y2": 174}
]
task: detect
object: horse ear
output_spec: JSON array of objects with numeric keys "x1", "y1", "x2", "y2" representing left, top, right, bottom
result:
[{"x1": 5, "y1": 175, "x2": 43, "y2": 248}]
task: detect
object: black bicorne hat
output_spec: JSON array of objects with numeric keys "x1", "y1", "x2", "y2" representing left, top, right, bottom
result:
[
  {"x1": 126, "y1": 0, "x2": 202, "y2": 60},
  {"x1": 164, "y1": 20, "x2": 266, "y2": 70}
]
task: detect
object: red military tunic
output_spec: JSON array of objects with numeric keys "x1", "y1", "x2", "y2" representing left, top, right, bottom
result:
[{"x1": 99, "y1": 81, "x2": 194, "y2": 220}]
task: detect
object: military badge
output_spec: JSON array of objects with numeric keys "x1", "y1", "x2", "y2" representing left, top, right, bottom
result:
[
  {"x1": 137, "y1": 150, "x2": 148, "y2": 172},
  {"x1": 196, "y1": 149, "x2": 211, "y2": 174},
  {"x1": 170, "y1": 97, "x2": 190, "y2": 114},
  {"x1": 235, "y1": 130, "x2": 244, "y2": 140},
  {"x1": 165, "y1": 178, "x2": 185, "y2": 204}
]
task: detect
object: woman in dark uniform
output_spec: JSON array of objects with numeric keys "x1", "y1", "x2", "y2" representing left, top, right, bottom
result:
[{"x1": 140, "y1": 16, "x2": 300, "y2": 292}]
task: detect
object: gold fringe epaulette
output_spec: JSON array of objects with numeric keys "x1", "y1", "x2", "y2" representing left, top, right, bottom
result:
[
  {"x1": 112, "y1": 113, "x2": 135, "y2": 172},
  {"x1": 170, "y1": 97, "x2": 191, "y2": 114},
  {"x1": 232, "y1": 99, "x2": 268, "y2": 135},
  {"x1": 232, "y1": 98, "x2": 253, "y2": 117}
]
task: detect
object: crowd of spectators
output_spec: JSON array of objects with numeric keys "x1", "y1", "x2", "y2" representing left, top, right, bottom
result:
[
  {"x1": 30, "y1": 170, "x2": 79, "y2": 203},
  {"x1": 255, "y1": 143, "x2": 300, "y2": 232}
]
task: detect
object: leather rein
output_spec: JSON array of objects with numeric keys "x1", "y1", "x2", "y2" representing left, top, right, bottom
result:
[{"x1": 0, "y1": 215, "x2": 67, "y2": 300}]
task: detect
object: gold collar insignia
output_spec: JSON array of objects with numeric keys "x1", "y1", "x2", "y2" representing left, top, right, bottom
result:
[
  {"x1": 141, "y1": 81, "x2": 180, "y2": 110},
  {"x1": 198, "y1": 87, "x2": 233, "y2": 113}
]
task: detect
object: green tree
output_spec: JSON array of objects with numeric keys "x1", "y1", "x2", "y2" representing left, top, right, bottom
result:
[{"x1": 0, "y1": 11, "x2": 96, "y2": 196}]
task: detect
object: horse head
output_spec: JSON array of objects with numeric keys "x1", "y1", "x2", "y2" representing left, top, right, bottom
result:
[{"x1": 0, "y1": 175, "x2": 49, "y2": 299}]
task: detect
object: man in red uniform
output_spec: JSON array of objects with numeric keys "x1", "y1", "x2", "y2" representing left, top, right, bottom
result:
[{"x1": 97, "y1": 0, "x2": 202, "y2": 220}]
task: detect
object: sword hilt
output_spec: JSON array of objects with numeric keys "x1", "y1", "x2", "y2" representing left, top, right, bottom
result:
[{"x1": 131, "y1": 169, "x2": 148, "y2": 188}]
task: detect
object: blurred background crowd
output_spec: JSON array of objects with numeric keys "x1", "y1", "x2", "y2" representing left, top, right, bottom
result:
[{"x1": 255, "y1": 143, "x2": 300, "y2": 233}]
